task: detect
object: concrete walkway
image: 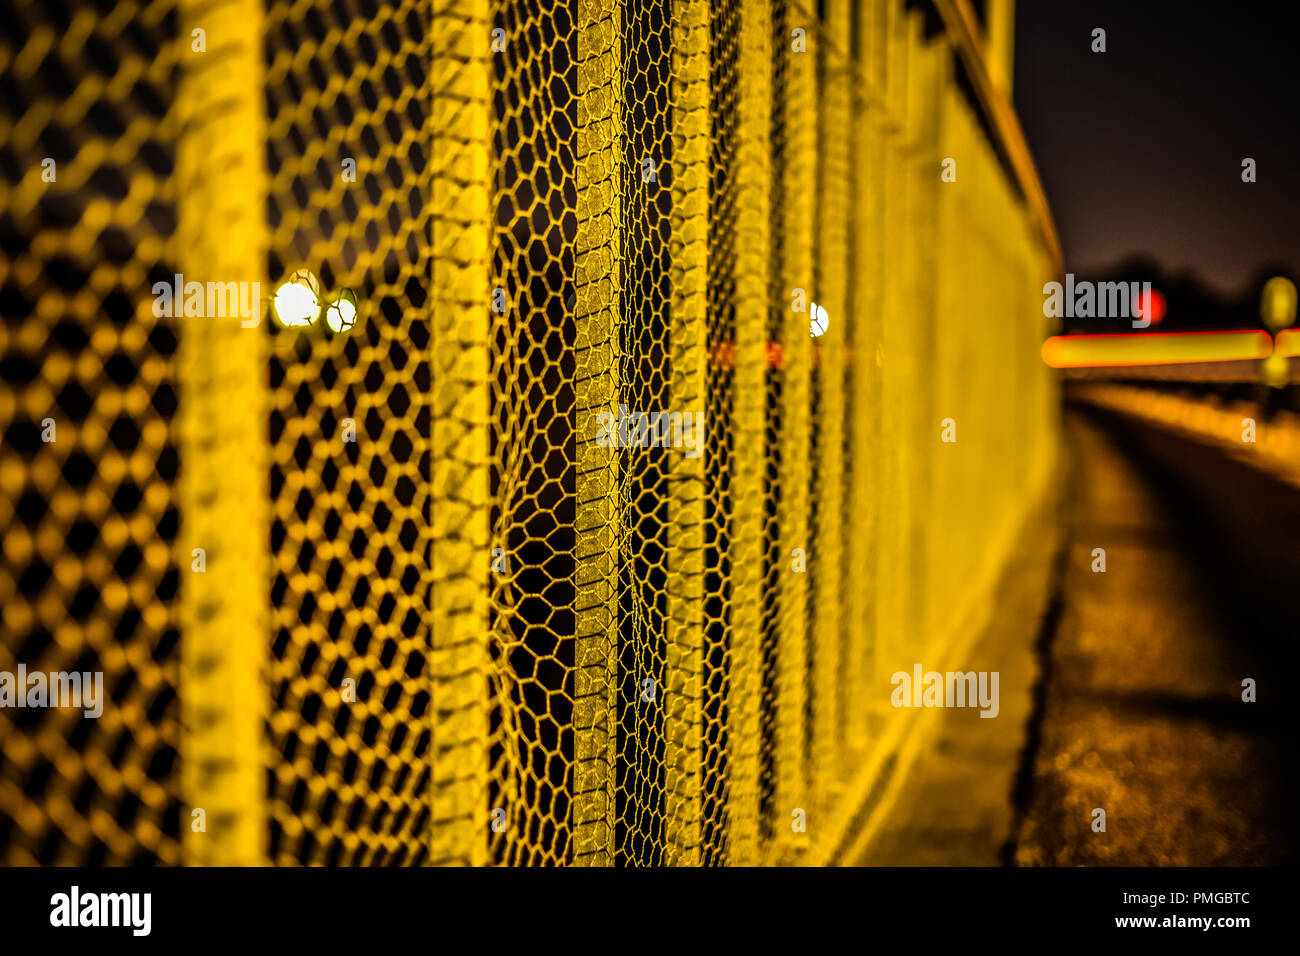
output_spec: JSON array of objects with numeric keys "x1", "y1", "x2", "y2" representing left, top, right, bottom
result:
[{"x1": 860, "y1": 404, "x2": 1300, "y2": 865}]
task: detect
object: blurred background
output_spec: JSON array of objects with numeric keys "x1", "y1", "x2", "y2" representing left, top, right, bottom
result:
[{"x1": 870, "y1": 0, "x2": 1300, "y2": 867}]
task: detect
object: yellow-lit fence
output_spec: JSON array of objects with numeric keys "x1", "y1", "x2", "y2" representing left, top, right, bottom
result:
[{"x1": 0, "y1": 0, "x2": 1057, "y2": 865}]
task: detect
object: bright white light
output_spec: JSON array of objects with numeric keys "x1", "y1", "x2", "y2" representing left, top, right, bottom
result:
[
  {"x1": 324, "y1": 291, "x2": 358, "y2": 333},
  {"x1": 810, "y1": 301, "x2": 829, "y2": 337},
  {"x1": 274, "y1": 283, "x2": 318, "y2": 326},
  {"x1": 273, "y1": 269, "x2": 321, "y2": 327}
]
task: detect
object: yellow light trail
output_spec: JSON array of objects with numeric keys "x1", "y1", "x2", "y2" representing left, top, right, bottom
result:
[{"x1": 1041, "y1": 331, "x2": 1274, "y2": 369}]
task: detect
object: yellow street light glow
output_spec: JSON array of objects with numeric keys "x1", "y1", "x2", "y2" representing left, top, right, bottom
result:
[
  {"x1": 273, "y1": 269, "x2": 321, "y2": 327},
  {"x1": 1261, "y1": 351, "x2": 1289, "y2": 388},
  {"x1": 1261, "y1": 276, "x2": 1298, "y2": 333},
  {"x1": 1041, "y1": 330, "x2": 1273, "y2": 368},
  {"x1": 324, "y1": 289, "x2": 358, "y2": 333}
]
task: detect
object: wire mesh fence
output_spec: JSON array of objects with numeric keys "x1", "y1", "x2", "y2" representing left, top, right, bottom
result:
[{"x1": 0, "y1": 0, "x2": 1057, "y2": 866}]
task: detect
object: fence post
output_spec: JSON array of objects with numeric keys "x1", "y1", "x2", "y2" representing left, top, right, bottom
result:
[
  {"x1": 663, "y1": 0, "x2": 710, "y2": 868},
  {"x1": 429, "y1": 0, "x2": 492, "y2": 867},
  {"x1": 177, "y1": 0, "x2": 270, "y2": 867},
  {"x1": 573, "y1": 0, "x2": 624, "y2": 867},
  {"x1": 813, "y1": 0, "x2": 852, "y2": 810},
  {"x1": 873, "y1": 0, "x2": 909, "y2": 698},
  {"x1": 773, "y1": 0, "x2": 816, "y2": 862},
  {"x1": 728, "y1": 0, "x2": 773, "y2": 868}
]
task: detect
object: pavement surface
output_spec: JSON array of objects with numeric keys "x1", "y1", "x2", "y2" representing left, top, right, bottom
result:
[{"x1": 862, "y1": 403, "x2": 1300, "y2": 865}]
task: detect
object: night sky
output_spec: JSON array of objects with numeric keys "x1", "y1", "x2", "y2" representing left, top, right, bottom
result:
[{"x1": 1013, "y1": 0, "x2": 1300, "y2": 299}]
